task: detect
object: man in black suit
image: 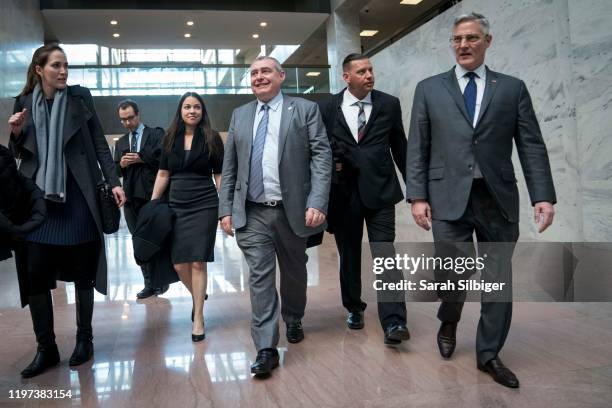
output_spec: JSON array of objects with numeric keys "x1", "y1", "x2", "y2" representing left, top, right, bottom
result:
[
  {"x1": 406, "y1": 13, "x2": 556, "y2": 388},
  {"x1": 114, "y1": 100, "x2": 167, "y2": 299},
  {"x1": 319, "y1": 53, "x2": 409, "y2": 345}
]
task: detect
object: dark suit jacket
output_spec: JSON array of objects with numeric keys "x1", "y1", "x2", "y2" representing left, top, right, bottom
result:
[
  {"x1": 406, "y1": 66, "x2": 557, "y2": 222},
  {"x1": 114, "y1": 125, "x2": 164, "y2": 202},
  {"x1": 318, "y1": 89, "x2": 407, "y2": 231},
  {"x1": 9, "y1": 85, "x2": 120, "y2": 301}
]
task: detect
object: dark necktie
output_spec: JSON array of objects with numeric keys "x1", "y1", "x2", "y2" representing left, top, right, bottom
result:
[
  {"x1": 247, "y1": 104, "x2": 269, "y2": 202},
  {"x1": 463, "y1": 72, "x2": 478, "y2": 124},
  {"x1": 130, "y1": 131, "x2": 139, "y2": 152},
  {"x1": 355, "y1": 101, "x2": 366, "y2": 141}
]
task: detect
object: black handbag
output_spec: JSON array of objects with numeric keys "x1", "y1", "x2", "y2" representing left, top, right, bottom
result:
[{"x1": 97, "y1": 180, "x2": 120, "y2": 234}]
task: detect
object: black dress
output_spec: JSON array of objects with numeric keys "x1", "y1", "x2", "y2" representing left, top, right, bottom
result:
[{"x1": 159, "y1": 130, "x2": 223, "y2": 264}]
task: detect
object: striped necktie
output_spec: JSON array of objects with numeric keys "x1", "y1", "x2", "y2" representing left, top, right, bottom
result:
[
  {"x1": 355, "y1": 101, "x2": 366, "y2": 142},
  {"x1": 247, "y1": 104, "x2": 269, "y2": 202}
]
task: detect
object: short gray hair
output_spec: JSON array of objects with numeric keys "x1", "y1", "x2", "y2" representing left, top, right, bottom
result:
[
  {"x1": 453, "y1": 12, "x2": 490, "y2": 36},
  {"x1": 251, "y1": 56, "x2": 283, "y2": 72}
]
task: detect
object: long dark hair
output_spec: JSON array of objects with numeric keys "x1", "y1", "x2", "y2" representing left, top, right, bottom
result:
[
  {"x1": 20, "y1": 43, "x2": 65, "y2": 96},
  {"x1": 163, "y1": 92, "x2": 222, "y2": 159}
]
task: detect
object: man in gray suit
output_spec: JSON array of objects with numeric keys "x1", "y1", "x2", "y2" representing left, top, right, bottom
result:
[
  {"x1": 219, "y1": 56, "x2": 332, "y2": 377},
  {"x1": 406, "y1": 13, "x2": 556, "y2": 388}
]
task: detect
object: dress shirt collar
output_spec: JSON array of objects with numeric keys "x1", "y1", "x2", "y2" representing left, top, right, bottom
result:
[
  {"x1": 131, "y1": 122, "x2": 144, "y2": 137},
  {"x1": 455, "y1": 63, "x2": 486, "y2": 80},
  {"x1": 343, "y1": 88, "x2": 372, "y2": 105},
  {"x1": 256, "y1": 91, "x2": 283, "y2": 113}
]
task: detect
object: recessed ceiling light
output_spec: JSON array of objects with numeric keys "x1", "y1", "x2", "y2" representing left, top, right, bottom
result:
[
  {"x1": 186, "y1": 21, "x2": 194, "y2": 26},
  {"x1": 113, "y1": 137, "x2": 119, "y2": 141},
  {"x1": 184, "y1": 33, "x2": 192, "y2": 38},
  {"x1": 252, "y1": 33, "x2": 259, "y2": 39},
  {"x1": 360, "y1": 30, "x2": 379, "y2": 37},
  {"x1": 400, "y1": 0, "x2": 423, "y2": 4},
  {"x1": 110, "y1": 20, "x2": 118, "y2": 25},
  {"x1": 113, "y1": 33, "x2": 120, "y2": 38},
  {"x1": 260, "y1": 22, "x2": 267, "y2": 27},
  {"x1": 306, "y1": 72, "x2": 321, "y2": 77}
]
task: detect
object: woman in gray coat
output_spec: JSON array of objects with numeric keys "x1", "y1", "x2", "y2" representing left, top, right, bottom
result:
[{"x1": 8, "y1": 43, "x2": 126, "y2": 378}]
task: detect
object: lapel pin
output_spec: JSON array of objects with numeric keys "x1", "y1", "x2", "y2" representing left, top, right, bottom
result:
[
  {"x1": 288, "y1": 106, "x2": 293, "y2": 111},
  {"x1": 491, "y1": 80, "x2": 497, "y2": 83}
]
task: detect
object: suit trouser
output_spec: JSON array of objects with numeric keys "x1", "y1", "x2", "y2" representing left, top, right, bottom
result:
[
  {"x1": 332, "y1": 183, "x2": 407, "y2": 329},
  {"x1": 235, "y1": 202, "x2": 308, "y2": 351},
  {"x1": 432, "y1": 179, "x2": 518, "y2": 365},
  {"x1": 124, "y1": 198, "x2": 152, "y2": 287}
]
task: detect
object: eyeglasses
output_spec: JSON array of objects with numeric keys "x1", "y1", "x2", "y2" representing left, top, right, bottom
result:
[
  {"x1": 450, "y1": 34, "x2": 486, "y2": 46},
  {"x1": 119, "y1": 115, "x2": 136, "y2": 123}
]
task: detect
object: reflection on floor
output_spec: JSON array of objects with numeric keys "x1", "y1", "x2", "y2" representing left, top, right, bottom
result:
[{"x1": 1, "y1": 224, "x2": 612, "y2": 407}]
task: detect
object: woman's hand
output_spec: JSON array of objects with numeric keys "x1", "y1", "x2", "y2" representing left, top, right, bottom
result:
[
  {"x1": 112, "y1": 186, "x2": 126, "y2": 207},
  {"x1": 8, "y1": 108, "x2": 28, "y2": 137}
]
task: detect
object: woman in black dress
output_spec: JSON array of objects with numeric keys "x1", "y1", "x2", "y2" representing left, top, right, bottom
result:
[
  {"x1": 151, "y1": 92, "x2": 223, "y2": 341},
  {"x1": 7, "y1": 44, "x2": 126, "y2": 378}
]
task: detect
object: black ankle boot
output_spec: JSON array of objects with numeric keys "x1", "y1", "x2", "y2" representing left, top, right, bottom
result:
[
  {"x1": 21, "y1": 292, "x2": 59, "y2": 378},
  {"x1": 21, "y1": 344, "x2": 60, "y2": 378},
  {"x1": 69, "y1": 288, "x2": 94, "y2": 366}
]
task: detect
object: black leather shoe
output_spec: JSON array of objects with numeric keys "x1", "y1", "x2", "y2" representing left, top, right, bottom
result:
[
  {"x1": 192, "y1": 332, "x2": 205, "y2": 342},
  {"x1": 286, "y1": 321, "x2": 304, "y2": 343},
  {"x1": 21, "y1": 344, "x2": 60, "y2": 378},
  {"x1": 384, "y1": 324, "x2": 410, "y2": 345},
  {"x1": 136, "y1": 287, "x2": 156, "y2": 299},
  {"x1": 437, "y1": 322, "x2": 457, "y2": 359},
  {"x1": 69, "y1": 339, "x2": 94, "y2": 366},
  {"x1": 477, "y1": 358, "x2": 520, "y2": 388},
  {"x1": 154, "y1": 285, "x2": 169, "y2": 296},
  {"x1": 250, "y1": 348, "x2": 280, "y2": 376},
  {"x1": 347, "y1": 311, "x2": 364, "y2": 330}
]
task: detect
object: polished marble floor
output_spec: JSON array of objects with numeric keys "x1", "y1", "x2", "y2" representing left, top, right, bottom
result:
[{"x1": 1, "y1": 222, "x2": 612, "y2": 407}]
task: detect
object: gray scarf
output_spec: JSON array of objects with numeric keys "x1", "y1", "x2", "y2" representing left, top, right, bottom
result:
[{"x1": 32, "y1": 83, "x2": 68, "y2": 202}]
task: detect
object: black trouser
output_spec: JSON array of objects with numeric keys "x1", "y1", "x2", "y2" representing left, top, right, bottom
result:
[
  {"x1": 124, "y1": 198, "x2": 152, "y2": 288},
  {"x1": 332, "y1": 182, "x2": 407, "y2": 329},
  {"x1": 432, "y1": 179, "x2": 518, "y2": 365}
]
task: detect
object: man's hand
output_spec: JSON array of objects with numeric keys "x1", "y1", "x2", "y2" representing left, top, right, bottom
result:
[
  {"x1": 112, "y1": 186, "x2": 126, "y2": 208},
  {"x1": 220, "y1": 215, "x2": 234, "y2": 237},
  {"x1": 120, "y1": 153, "x2": 143, "y2": 168},
  {"x1": 8, "y1": 108, "x2": 28, "y2": 136},
  {"x1": 534, "y1": 201, "x2": 555, "y2": 233},
  {"x1": 305, "y1": 208, "x2": 326, "y2": 228},
  {"x1": 411, "y1": 199, "x2": 432, "y2": 231}
]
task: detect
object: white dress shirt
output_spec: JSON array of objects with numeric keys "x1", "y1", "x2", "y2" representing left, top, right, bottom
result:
[
  {"x1": 456, "y1": 64, "x2": 486, "y2": 178},
  {"x1": 252, "y1": 91, "x2": 283, "y2": 201},
  {"x1": 341, "y1": 88, "x2": 372, "y2": 142}
]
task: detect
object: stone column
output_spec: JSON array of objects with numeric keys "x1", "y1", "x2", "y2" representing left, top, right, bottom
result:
[{"x1": 326, "y1": 1, "x2": 363, "y2": 93}]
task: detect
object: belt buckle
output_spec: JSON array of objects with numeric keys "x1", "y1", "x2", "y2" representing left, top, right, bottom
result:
[{"x1": 265, "y1": 201, "x2": 278, "y2": 207}]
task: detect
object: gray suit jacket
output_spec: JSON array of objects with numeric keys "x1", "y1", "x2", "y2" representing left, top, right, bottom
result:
[
  {"x1": 406, "y1": 67, "x2": 556, "y2": 222},
  {"x1": 218, "y1": 94, "x2": 332, "y2": 238}
]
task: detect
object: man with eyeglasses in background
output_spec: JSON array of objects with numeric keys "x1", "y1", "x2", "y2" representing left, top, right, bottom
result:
[
  {"x1": 406, "y1": 13, "x2": 556, "y2": 388},
  {"x1": 114, "y1": 100, "x2": 168, "y2": 299}
]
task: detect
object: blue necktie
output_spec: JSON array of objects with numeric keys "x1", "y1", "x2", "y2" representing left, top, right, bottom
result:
[
  {"x1": 463, "y1": 72, "x2": 478, "y2": 124},
  {"x1": 248, "y1": 104, "x2": 269, "y2": 202}
]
